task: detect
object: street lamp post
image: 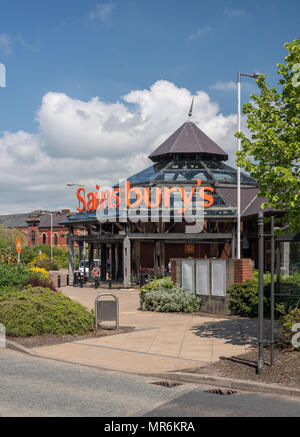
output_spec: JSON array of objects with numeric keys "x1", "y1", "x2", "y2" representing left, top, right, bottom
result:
[
  {"x1": 67, "y1": 183, "x2": 86, "y2": 210},
  {"x1": 237, "y1": 72, "x2": 260, "y2": 259},
  {"x1": 66, "y1": 183, "x2": 86, "y2": 265}
]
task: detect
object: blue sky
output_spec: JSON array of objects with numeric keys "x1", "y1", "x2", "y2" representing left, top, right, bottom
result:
[{"x1": 0, "y1": 0, "x2": 299, "y2": 213}]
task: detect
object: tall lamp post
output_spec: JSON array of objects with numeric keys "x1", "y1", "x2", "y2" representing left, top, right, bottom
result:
[
  {"x1": 237, "y1": 72, "x2": 260, "y2": 259},
  {"x1": 67, "y1": 183, "x2": 86, "y2": 209},
  {"x1": 40, "y1": 212, "x2": 53, "y2": 262},
  {"x1": 66, "y1": 183, "x2": 86, "y2": 265}
]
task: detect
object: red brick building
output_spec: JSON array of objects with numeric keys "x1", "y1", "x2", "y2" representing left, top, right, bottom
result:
[{"x1": 0, "y1": 209, "x2": 80, "y2": 248}]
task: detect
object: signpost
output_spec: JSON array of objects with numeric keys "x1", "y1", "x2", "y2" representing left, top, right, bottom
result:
[{"x1": 16, "y1": 238, "x2": 22, "y2": 264}]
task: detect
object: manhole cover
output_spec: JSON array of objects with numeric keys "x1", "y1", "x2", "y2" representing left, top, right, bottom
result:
[
  {"x1": 204, "y1": 388, "x2": 238, "y2": 395},
  {"x1": 151, "y1": 380, "x2": 183, "y2": 388}
]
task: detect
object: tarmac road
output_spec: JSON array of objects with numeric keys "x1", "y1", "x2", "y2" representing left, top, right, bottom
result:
[{"x1": 0, "y1": 349, "x2": 299, "y2": 417}]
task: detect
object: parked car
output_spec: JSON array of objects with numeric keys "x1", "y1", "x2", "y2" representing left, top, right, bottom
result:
[{"x1": 78, "y1": 259, "x2": 100, "y2": 276}]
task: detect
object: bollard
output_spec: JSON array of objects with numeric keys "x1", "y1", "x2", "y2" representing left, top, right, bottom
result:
[
  {"x1": 58, "y1": 275, "x2": 61, "y2": 288},
  {"x1": 140, "y1": 274, "x2": 145, "y2": 287},
  {"x1": 80, "y1": 274, "x2": 84, "y2": 288},
  {"x1": 67, "y1": 274, "x2": 69, "y2": 286}
]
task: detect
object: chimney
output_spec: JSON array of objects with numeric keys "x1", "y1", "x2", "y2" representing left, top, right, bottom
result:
[{"x1": 61, "y1": 208, "x2": 71, "y2": 215}]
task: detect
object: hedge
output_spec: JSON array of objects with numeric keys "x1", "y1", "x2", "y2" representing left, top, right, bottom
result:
[{"x1": 0, "y1": 287, "x2": 94, "y2": 336}]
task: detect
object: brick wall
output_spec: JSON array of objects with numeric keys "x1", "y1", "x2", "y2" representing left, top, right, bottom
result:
[
  {"x1": 233, "y1": 259, "x2": 253, "y2": 283},
  {"x1": 49, "y1": 271, "x2": 69, "y2": 289}
]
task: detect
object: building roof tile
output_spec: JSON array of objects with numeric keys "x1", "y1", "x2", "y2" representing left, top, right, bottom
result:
[{"x1": 149, "y1": 121, "x2": 228, "y2": 161}]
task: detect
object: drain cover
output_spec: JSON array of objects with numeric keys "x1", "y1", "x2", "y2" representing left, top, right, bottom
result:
[
  {"x1": 151, "y1": 380, "x2": 183, "y2": 388},
  {"x1": 204, "y1": 388, "x2": 238, "y2": 395}
]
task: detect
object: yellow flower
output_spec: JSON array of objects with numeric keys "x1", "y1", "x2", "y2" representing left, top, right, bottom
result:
[{"x1": 30, "y1": 267, "x2": 50, "y2": 281}]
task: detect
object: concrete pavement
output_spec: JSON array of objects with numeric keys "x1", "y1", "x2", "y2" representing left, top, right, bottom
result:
[{"x1": 27, "y1": 286, "x2": 267, "y2": 375}]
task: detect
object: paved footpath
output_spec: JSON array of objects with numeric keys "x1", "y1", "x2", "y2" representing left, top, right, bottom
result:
[{"x1": 30, "y1": 286, "x2": 269, "y2": 375}]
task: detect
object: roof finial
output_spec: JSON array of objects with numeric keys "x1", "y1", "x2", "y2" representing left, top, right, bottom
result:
[{"x1": 188, "y1": 97, "x2": 194, "y2": 119}]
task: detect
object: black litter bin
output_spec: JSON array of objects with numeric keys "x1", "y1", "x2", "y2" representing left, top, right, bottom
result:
[
  {"x1": 73, "y1": 272, "x2": 80, "y2": 287},
  {"x1": 140, "y1": 273, "x2": 148, "y2": 287}
]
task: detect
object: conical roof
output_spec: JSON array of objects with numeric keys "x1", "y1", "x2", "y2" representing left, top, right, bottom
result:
[{"x1": 149, "y1": 121, "x2": 228, "y2": 162}]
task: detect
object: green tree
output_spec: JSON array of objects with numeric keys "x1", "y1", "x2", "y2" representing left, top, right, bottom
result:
[
  {"x1": 236, "y1": 39, "x2": 300, "y2": 230},
  {"x1": 0, "y1": 225, "x2": 25, "y2": 263},
  {"x1": 0, "y1": 225, "x2": 25, "y2": 251}
]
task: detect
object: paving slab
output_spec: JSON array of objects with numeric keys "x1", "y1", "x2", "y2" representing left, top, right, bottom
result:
[{"x1": 29, "y1": 286, "x2": 264, "y2": 374}]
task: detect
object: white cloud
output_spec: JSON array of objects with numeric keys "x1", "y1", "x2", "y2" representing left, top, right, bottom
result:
[
  {"x1": 16, "y1": 36, "x2": 41, "y2": 52},
  {"x1": 210, "y1": 80, "x2": 255, "y2": 92},
  {"x1": 210, "y1": 81, "x2": 237, "y2": 91},
  {"x1": 187, "y1": 26, "x2": 211, "y2": 41},
  {"x1": 0, "y1": 34, "x2": 12, "y2": 55},
  {"x1": 224, "y1": 7, "x2": 246, "y2": 17},
  {"x1": 88, "y1": 2, "x2": 115, "y2": 23},
  {"x1": 0, "y1": 80, "x2": 245, "y2": 213},
  {"x1": 0, "y1": 34, "x2": 41, "y2": 55}
]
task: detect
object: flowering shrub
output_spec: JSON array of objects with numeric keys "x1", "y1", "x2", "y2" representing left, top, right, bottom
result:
[
  {"x1": 0, "y1": 263, "x2": 55, "y2": 292},
  {"x1": 140, "y1": 277, "x2": 174, "y2": 304},
  {"x1": 29, "y1": 253, "x2": 48, "y2": 267},
  {"x1": 29, "y1": 267, "x2": 50, "y2": 282},
  {"x1": 140, "y1": 285, "x2": 201, "y2": 313},
  {"x1": 0, "y1": 250, "x2": 18, "y2": 265},
  {"x1": 26, "y1": 277, "x2": 57, "y2": 292},
  {"x1": 279, "y1": 308, "x2": 300, "y2": 350},
  {"x1": 29, "y1": 253, "x2": 59, "y2": 271}
]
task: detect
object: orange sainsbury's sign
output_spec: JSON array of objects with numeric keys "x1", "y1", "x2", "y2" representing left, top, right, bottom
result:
[{"x1": 76, "y1": 179, "x2": 214, "y2": 214}]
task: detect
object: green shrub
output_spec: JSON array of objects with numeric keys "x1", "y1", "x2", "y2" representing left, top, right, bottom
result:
[
  {"x1": 0, "y1": 262, "x2": 56, "y2": 290},
  {"x1": 282, "y1": 272, "x2": 300, "y2": 286},
  {"x1": 278, "y1": 308, "x2": 300, "y2": 350},
  {"x1": 228, "y1": 275, "x2": 299, "y2": 318},
  {"x1": 140, "y1": 286, "x2": 201, "y2": 313},
  {"x1": 228, "y1": 280, "x2": 271, "y2": 318},
  {"x1": 29, "y1": 253, "x2": 59, "y2": 271},
  {"x1": 0, "y1": 263, "x2": 30, "y2": 288},
  {"x1": 140, "y1": 277, "x2": 174, "y2": 304},
  {"x1": 20, "y1": 246, "x2": 36, "y2": 264},
  {"x1": 0, "y1": 287, "x2": 94, "y2": 337},
  {"x1": 253, "y1": 269, "x2": 300, "y2": 287},
  {"x1": 36, "y1": 245, "x2": 69, "y2": 269},
  {"x1": 0, "y1": 225, "x2": 24, "y2": 253}
]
